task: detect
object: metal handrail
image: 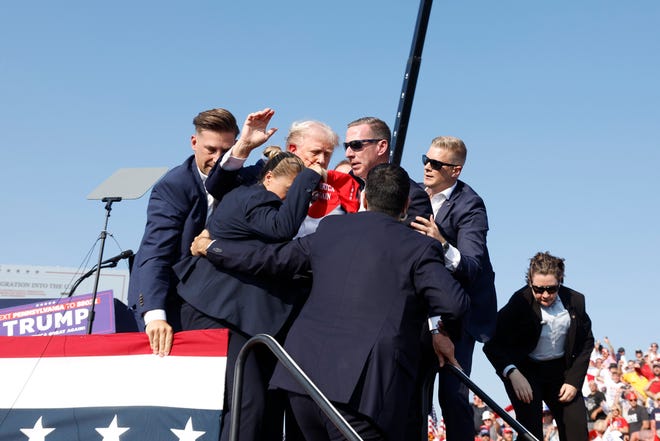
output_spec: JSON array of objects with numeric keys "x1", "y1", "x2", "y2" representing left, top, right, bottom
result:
[
  {"x1": 422, "y1": 363, "x2": 539, "y2": 441},
  {"x1": 228, "y1": 333, "x2": 362, "y2": 441}
]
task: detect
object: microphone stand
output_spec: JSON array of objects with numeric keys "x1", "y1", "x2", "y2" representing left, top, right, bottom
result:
[
  {"x1": 67, "y1": 262, "x2": 118, "y2": 298},
  {"x1": 87, "y1": 196, "x2": 121, "y2": 334}
]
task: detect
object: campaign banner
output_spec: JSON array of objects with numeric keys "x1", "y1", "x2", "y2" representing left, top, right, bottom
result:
[
  {"x1": 0, "y1": 290, "x2": 115, "y2": 336},
  {"x1": 0, "y1": 329, "x2": 228, "y2": 440}
]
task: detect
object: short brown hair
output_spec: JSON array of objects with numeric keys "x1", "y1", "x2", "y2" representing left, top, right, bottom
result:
[
  {"x1": 192, "y1": 108, "x2": 239, "y2": 136},
  {"x1": 526, "y1": 252, "x2": 565, "y2": 284},
  {"x1": 347, "y1": 117, "x2": 391, "y2": 144}
]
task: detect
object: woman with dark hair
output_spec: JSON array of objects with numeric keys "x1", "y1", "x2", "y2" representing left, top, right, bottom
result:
[
  {"x1": 484, "y1": 251, "x2": 594, "y2": 441},
  {"x1": 174, "y1": 146, "x2": 324, "y2": 441}
]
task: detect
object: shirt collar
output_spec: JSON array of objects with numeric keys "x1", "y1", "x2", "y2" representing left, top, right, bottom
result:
[
  {"x1": 427, "y1": 182, "x2": 457, "y2": 203},
  {"x1": 196, "y1": 167, "x2": 209, "y2": 185}
]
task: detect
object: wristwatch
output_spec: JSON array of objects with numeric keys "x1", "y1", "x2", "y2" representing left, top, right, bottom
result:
[{"x1": 441, "y1": 241, "x2": 450, "y2": 253}]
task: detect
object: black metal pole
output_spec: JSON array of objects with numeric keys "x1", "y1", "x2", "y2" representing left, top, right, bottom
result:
[
  {"x1": 86, "y1": 196, "x2": 121, "y2": 334},
  {"x1": 390, "y1": 0, "x2": 433, "y2": 166}
]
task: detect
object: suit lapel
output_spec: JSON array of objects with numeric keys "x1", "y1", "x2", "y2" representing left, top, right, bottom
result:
[
  {"x1": 435, "y1": 197, "x2": 453, "y2": 224},
  {"x1": 434, "y1": 180, "x2": 464, "y2": 223},
  {"x1": 532, "y1": 298, "x2": 542, "y2": 321},
  {"x1": 187, "y1": 156, "x2": 209, "y2": 220},
  {"x1": 524, "y1": 287, "x2": 543, "y2": 321}
]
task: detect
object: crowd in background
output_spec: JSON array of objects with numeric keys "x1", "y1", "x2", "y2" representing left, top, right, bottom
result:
[{"x1": 428, "y1": 340, "x2": 660, "y2": 441}]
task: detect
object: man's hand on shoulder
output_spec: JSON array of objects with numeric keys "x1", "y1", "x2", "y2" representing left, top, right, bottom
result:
[
  {"x1": 411, "y1": 215, "x2": 445, "y2": 243},
  {"x1": 146, "y1": 319, "x2": 173, "y2": 357}
]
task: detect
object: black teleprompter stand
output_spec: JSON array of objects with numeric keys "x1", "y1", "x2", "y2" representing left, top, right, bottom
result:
[
  {"x1": 85, "y1": 167, "x2": 168, "y2": 334},
  {"x1": 86, "y1": 196, "x2": 122, "y2": 334}
]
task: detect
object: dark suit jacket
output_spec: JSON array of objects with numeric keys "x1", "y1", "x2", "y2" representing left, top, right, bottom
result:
[
  {"x1": 406, "y1": 177, "x2": 433, "y2": 226},
  {"x1": 127, "y1": 155, "x2": 207, "y2": 321},
  {"x1": 205, "y1": 158, "x2": 263, "y2": 202},
  {"x1": 483, "y1": 285, "x2": 594, "y2": 388},
  {"x1": 204, "y1": 211, "x2": 469, "y2": 440},
  {"x1": 173, "y1": 169, "x2": 321, "y2": 337},
  {"x1": 352, "y1": 172, "x2": 432, "y2": 226},
  {"x1": 434, "y1": 180, "x2": 497, "y2": 342}
]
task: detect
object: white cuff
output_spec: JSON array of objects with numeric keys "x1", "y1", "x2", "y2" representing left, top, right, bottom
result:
[
  {"x1": 503, "y1": 364, "x2": 517, "y2": 378},
  {"x1": 219, "y1": 148, "x2": 247, "y2": 170},
  {"x1": 443, "y1": 243, "x2": 461, "y2": 272},
  {"x1": 428, "y1": 316, "x2": 443, "y2": 331},
  {"x1": 143, "y1": 309, "x2": 166, "y2": 326}
]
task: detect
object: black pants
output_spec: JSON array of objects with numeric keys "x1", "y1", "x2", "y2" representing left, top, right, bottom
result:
[
  {"x1": 436, "y1": 327, "x2": 476, "y2": 441},
  {"x1": 505, "y1": 357, "x2": 588, "y2": 441},
  {"x1": 407, "y1": 325, "x2": 474, "y2": 441},
  {"x1": 180, "y1": 301, "x2": 283, "y2": 441},
  {"x1": 288, "y1": 393, "x2": 385, "y2": 441}
]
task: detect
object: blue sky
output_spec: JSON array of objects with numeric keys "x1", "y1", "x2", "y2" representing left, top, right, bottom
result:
[{"x1": 1, "y1": 1, "x2": 658, "y2": 410}]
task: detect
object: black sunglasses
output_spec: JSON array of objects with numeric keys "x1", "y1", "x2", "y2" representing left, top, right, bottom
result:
[
  {"x1": 530, "y1": 284, "x2": 560, "y2": 294},
  {"x1": 422, "y1": 154, "x2": 459, "y2": 171},
  {"x1": 343, "y1": 139, "x2": 381, "y2": 151}
]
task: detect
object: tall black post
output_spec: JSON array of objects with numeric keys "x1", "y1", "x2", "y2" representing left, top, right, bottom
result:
[
  {"x1": 390, "y1": 0, "x2": 433, "y2": 166},
  {"x1": 86, "y1": 196, "x2": 121, "y2": 334}
]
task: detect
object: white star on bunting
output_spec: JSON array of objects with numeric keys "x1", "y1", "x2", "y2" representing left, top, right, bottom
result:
[
  {"x1": 20, "y1": 416, "x2": 55, "y2": 441},
  {"x1": 171, "y1": 417, "x2": 206, "y2": 441},
  {"x1": 95, "y1": 414, "x2": 130, "y2": 441}
]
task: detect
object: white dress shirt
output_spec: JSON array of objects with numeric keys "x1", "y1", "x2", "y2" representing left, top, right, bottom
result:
[
  {"x1": 428, "y1": 184, "x2": 460, "y2": 271},
  {"x1": 529, "y1": 296, "x2": 570, "y2": 361}
]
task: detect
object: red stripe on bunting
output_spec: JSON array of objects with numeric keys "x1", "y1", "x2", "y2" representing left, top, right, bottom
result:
[{"x1": 0, "y1": 329, "x2": 228, "y2": 358}]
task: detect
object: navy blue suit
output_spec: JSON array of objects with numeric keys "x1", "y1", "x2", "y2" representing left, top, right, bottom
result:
[
  {"x1": 434, "y1": 180, "x2": 496, "y2": 343},
  {"x1": 127, "y1": 155, "x2": 208, "y2": 329},
  {"x1": 408, "y1": 179, "x2": 496, "y2": 440},
  {"x1": 204, "y1": 211, "x2": 469, "y2": 441},
  {"x1": 351, "y1": 172, "x2": 432, "y2": 226},
  {"x1": 428, "y1": 180, "x2": 497, "y2": 441},
  {"x1": 406, "y1": 177, "x2": 434, "y2": 226},
  {"x1": 205, "y1": 158, "x2": 263, "y2": 203},
  {"x1": 173, "y1": 168, "x2": 320, "y2": 441},
  {"x1": 174, "y1": 168, "x2": 321, "y2": 337}
]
